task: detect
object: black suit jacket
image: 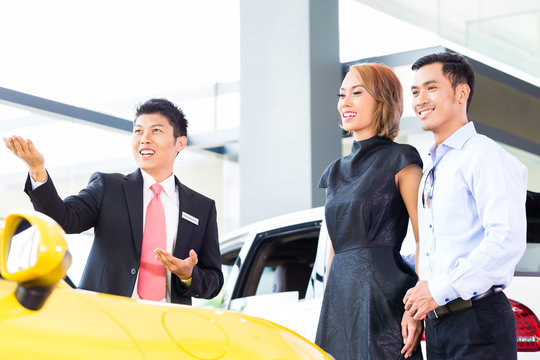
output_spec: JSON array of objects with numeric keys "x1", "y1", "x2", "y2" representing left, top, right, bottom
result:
[{"x1": 24, "y1": 169, "x2": 223, "y2": 305}]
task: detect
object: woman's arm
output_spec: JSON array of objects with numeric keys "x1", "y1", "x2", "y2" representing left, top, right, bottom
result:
[
  {"x1": 396, "y1": 164, "x2": 423, "y2": 274},
  {"x1": 325, "y1": 241, "x2": 334, "y2": 282},
  {"x1": 396, "y1": 163, "x2": 423, "y2": 358}
]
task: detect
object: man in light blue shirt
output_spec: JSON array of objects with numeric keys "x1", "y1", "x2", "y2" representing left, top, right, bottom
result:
[{"x1": 403, "y1": 52, "x2": 528, "y2": 360}]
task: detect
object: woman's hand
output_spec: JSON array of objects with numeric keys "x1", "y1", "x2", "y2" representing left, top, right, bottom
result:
[{"x1": 400, "y1": 311, "x2": 423, "y2": 358}]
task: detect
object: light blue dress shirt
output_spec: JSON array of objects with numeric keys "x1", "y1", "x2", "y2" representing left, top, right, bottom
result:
[{"x1": 418, "y1": 122, "x2": 528, "y2": 306}]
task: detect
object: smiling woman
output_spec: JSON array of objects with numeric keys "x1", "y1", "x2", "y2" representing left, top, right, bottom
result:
[
  {"x1": 338, "y1": 71, "x2": 379, "y2": 140},
  {"x1": 315, "y1": 63, "x2": 424, "y2": 360}
]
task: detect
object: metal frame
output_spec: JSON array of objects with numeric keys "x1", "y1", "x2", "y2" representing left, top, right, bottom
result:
[
  {"x1": 1, "y1": 46, "x2": 538, "y2": 156},
  {"x1": 0, "y1": 87, "x2": 132, "y2": 132}
]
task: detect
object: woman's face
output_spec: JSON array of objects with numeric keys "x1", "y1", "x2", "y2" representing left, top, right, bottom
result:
[{"x1": 337, "y1": 70, "x2": 378, "y2": 141}]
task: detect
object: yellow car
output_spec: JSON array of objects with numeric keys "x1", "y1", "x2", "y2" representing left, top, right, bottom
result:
[{"x1": 0, "y1": 210, "x2": 333, "y2": 359}]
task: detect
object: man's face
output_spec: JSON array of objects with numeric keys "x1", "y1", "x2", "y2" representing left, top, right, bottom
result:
[
  {"x1": 411, "y1": 62, "x2": 461, "y2": 134},
  {"x1": 132, "y1": 113, "x2": 186, "y2": 182}
]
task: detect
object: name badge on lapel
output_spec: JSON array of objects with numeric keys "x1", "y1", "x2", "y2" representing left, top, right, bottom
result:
[{"x1": 182, "y1": 211, "x2": 199, "y2": 226}]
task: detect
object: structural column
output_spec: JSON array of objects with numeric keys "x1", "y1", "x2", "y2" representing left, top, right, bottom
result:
[{"x1": 239, "y1": 0, "x2": 342, "y2": 225}]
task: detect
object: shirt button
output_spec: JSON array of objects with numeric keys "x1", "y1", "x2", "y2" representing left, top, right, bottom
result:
[
  {"x1": 426, "y1": 252, "x2": 429, "y2": 256},
  {"x1": 473, "y1": 291, "x2": 478, "y2": 296},
  {"x1": 429, "y1": 224, "x2": 432, "y2": 228},
  {"x1": 131, "y1": 268, "x2": 137, "y2": 275},
  {"x1": 445, "y1": 298, "x2": 449, "y2": 302}
]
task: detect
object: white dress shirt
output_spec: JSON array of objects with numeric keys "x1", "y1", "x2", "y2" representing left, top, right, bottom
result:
[
  {"x1": 418, "y1": 122, "x2": 528, "y2": 306},
  {"x1": 132, "y1": 170, "x2": 179, "y2": 302}
]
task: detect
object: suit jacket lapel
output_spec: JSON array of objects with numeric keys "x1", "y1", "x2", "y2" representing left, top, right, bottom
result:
[
  {"x1": 175, "y1": 177, "x2": 198, "y2": 257},
  {"x1": 123, "y1": 169, "x2": 144, "y2": 256}
]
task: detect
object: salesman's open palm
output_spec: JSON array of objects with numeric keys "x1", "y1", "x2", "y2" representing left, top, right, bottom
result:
[
  {"x1": 155, "y1": 248, "x2": 198, "y2": 280},
  {"x1": 3, "y1": 136, "x2": 47, "y2": 182},
  {"x1": 4, "y1": 136, "x2": 44, "y2": 168}
]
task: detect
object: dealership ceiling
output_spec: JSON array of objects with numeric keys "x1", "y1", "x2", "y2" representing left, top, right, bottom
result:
[
  {"x1": 0, "y1": 0, "x2": 538, "y2": 195},
  {"x1": 357, "y1": 0, "x2": 539, "y2": 81}
]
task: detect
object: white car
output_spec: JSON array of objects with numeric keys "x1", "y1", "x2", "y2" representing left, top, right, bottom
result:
[{"x1": 199, "y1": 191, "x2": 540, "y2": 358}]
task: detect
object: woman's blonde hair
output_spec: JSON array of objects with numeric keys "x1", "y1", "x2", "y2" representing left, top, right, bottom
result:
[{"x1": 347, "y1": 63, "x2": 403, "y2": 140}]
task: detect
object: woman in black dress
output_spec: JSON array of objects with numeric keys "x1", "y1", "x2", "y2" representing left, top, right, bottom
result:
[{"x1": 315, "y1": 63, "x2": 423, "y2": 359}]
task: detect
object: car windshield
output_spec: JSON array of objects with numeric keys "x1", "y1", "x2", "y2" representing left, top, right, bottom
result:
[{"x1": 515, "y1": 191, "x2": 540, "y2": 276}]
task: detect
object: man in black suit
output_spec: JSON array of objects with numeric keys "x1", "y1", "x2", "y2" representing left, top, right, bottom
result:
[{"x1": 4, "y1": 98, "x2": 223, "y2": 305}]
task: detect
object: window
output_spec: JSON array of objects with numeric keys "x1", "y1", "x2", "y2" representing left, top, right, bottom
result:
[{"x1": 232, "y1": 222, "x2": 321, "y2": 301}]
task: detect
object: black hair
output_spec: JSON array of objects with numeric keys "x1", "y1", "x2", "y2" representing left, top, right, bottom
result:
[
  {"x1": 412, "y1": 52, "x2": 475, "y2": 110},
  {"x1": 135, "y1": 98, "x2": 188, "y2": 138}
]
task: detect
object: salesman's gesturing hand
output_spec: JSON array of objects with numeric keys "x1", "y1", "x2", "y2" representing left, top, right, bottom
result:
[
  {"x1": 3, "y1": 136, "x2": 47, "y2": 182},
  {"x1": 155, "y1": 248, "x2": 198, "y2": 281},
  {"x1": 403, "y1": 280, "x2": 439, "y2": 320}
]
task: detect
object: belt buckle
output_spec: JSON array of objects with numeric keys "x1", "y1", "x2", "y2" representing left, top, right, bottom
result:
[{"x1": 428, "y1": 307, "x2": 441, "y2": 319}]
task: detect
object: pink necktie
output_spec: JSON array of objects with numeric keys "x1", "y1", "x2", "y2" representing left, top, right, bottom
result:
[{"x1": 138, "y1": 183, "x2": 166, "y2": 300}]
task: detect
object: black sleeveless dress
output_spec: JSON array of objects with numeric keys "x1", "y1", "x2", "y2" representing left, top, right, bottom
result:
[{"x1": 315, "y1": 136, "x2": 423, "y2": 360}]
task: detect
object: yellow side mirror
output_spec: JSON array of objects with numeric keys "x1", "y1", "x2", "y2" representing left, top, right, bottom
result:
[{"x1": 0, "y1": 211, "x2": 72, "y2": 310}]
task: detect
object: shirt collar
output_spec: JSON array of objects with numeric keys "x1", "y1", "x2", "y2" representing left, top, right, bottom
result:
[
  {"x1": 442, "y1": 121, "x2": 476, "y2": 150},
  {"x1": 428, "y1": 121, "x2": 476, "y2": 168},
  {"x1": 140, "y1": 169, "x2": 176, "y2": 196}
]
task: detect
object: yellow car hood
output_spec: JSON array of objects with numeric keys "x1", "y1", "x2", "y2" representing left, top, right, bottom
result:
[{"x1": 0, "y1": 280, "x2": 331, "y2": 359}]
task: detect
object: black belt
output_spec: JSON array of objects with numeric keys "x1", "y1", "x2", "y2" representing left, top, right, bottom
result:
[{"x1": 427, "y1": 286, "x2": 503, "y2": 319}]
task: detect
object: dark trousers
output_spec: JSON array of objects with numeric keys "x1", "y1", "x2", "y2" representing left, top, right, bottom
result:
[{"x1": 425, "y1": 291, "x2": 517, "y2": 360}]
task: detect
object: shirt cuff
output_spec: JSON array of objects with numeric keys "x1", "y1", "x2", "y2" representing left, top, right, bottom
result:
[
  {"x1": 30, "y1": 176, "x2": 46, "y2": 190},
  {"x1": 428, "y1": 274, "x2": 459, "y2": 306},
  {"x1": 180, "y1": 277, "x2": 192, "y2": 286}
]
